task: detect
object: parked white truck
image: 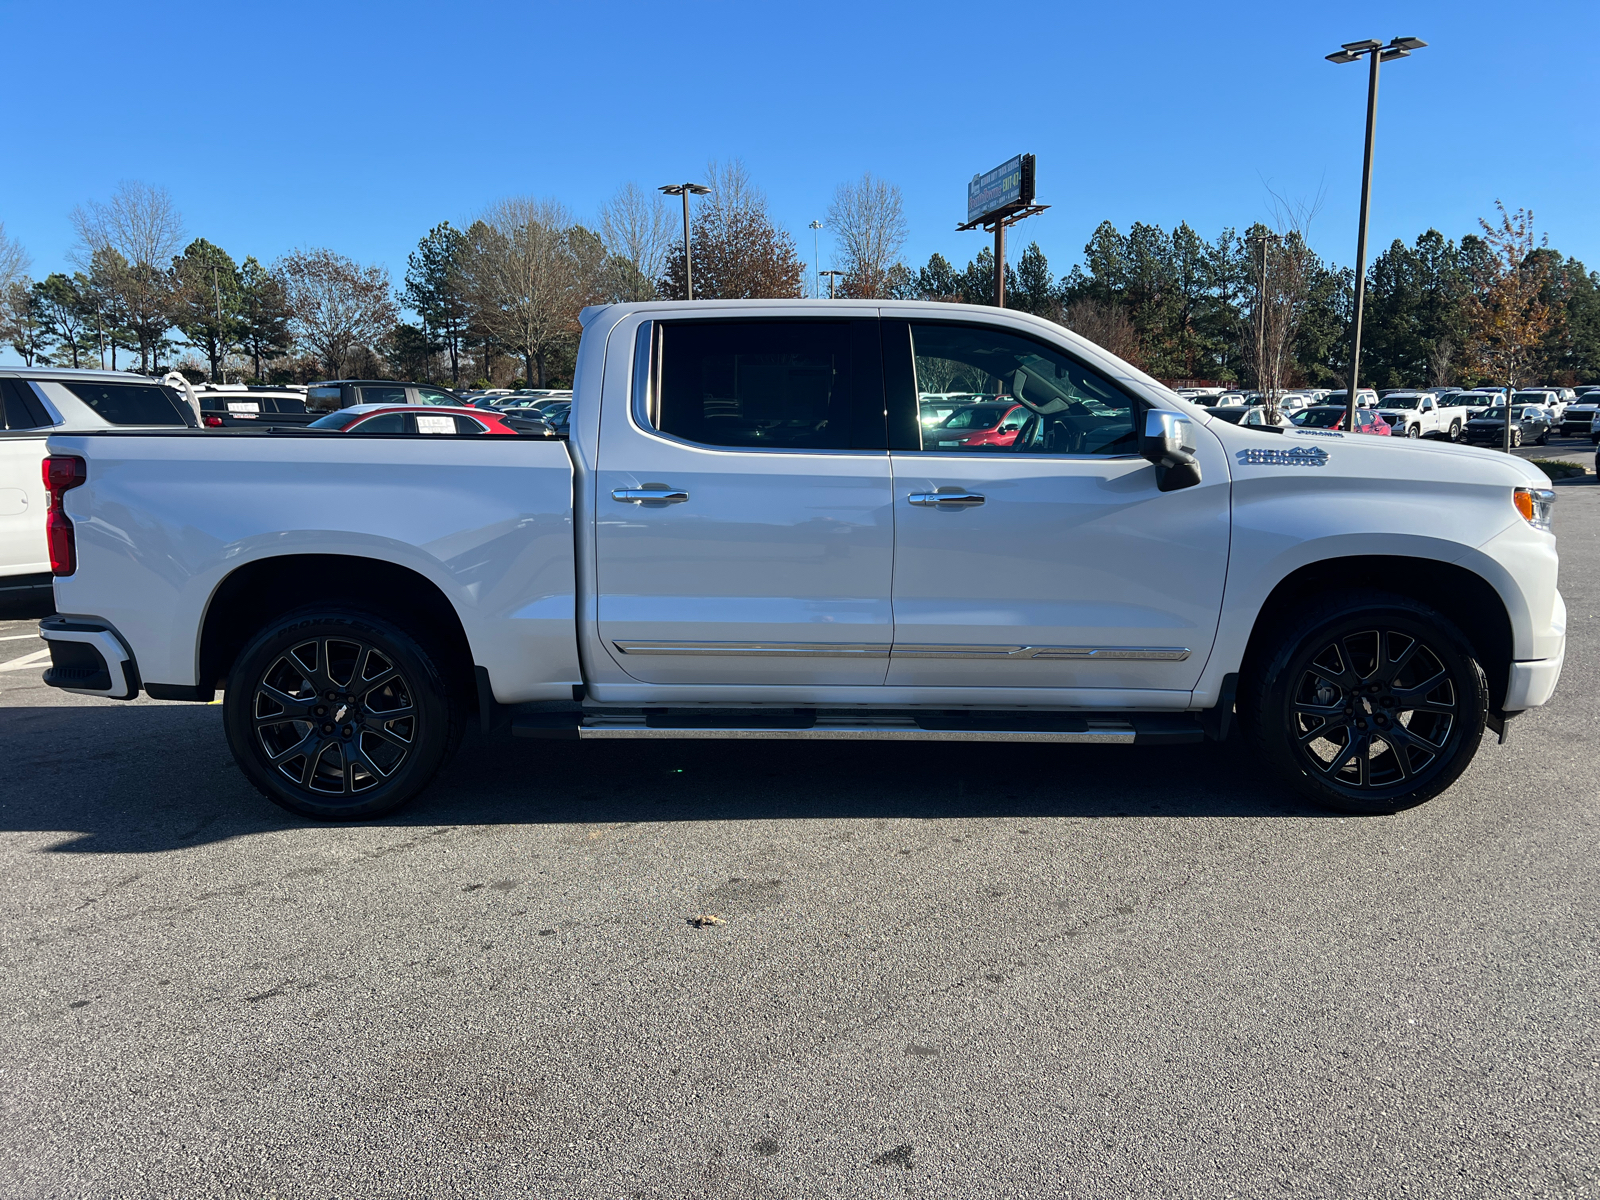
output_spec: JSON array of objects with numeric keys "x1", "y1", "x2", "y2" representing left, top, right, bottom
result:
[
  {"x1": 1375, "y1": 392, "x2": 1460, "y2": 440},
  {"x1": 37, "y1": 301, "x2": 1564, "y2": 819}
]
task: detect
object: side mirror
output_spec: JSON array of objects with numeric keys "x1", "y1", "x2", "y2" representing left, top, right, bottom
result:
[{"x1": 1140, "y1": 409, "x2": 1201, "y2": 492}]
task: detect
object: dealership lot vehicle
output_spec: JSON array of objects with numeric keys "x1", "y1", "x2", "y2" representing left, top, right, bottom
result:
[
  {"x1": 1321, "y1": 388, "x2": 1380, "y2": 409},
  {"x1": 1559, "y1": 397, "x2": 1600, "y2": 435},
  {"x1": 39, "y1": 300, "x2": 1564, "y2": 824},
  {"x1": 304, "y1": 380, "x2": 466, "y2": 412},
  {"x1": 1441, "y1": 390, "x2": 1497, "y2": 420},
  {"x1": 1291, "y1": 405, "x2": 1392, "y2": 434},
  {"x1": 1375, "y1": 391, "x2": 1459, "y2": 440},
  {"x1": 170, "y1": 381, "x2": 317, "y2": 430},
  {"x1": 2, "y1": 368, "x2": 195, "y2": 599},
  {"x1": 305, "y1": 404, "x2": 553, "y2": 436},
  {"x1": 1464, "y1": 406, "x2": 1553, "y2": 447}
]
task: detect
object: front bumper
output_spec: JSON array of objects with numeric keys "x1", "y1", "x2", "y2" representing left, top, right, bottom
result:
[{"x1": 1504, "y1": 647, "x2": 1564, "y2": 713}]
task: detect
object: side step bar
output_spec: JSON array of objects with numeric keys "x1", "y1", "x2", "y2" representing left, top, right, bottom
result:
[{"x1": 511, "y1": 710, "x2": 1204, "y2": 745}]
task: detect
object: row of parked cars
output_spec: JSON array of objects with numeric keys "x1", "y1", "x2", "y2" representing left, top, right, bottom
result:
[{"x1": 1176, "y1": 383, "x2": 1600, "y2": 447}]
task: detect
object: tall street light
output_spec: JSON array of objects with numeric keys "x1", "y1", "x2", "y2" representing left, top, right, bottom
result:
[
  {"x1": 820, "y1": 269, "x2": 845, "y2": 299},
  {"x1": 659, "y1": 183, "x2": 710, "y2": 300},
  {"x1": 1327, "y1": 35, "x2": 1427, "y2": 433},
  {"x1": 808, "y1": 220, "x2": 823, "y2": 299}
]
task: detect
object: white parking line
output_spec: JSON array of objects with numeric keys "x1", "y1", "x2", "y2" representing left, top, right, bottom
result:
[
  {"x1": 0, "y1": 633, "x2": 42, "y2": 641},
  {"x1": 0, "y1": 648, "x2": 51, "y2": 672}
]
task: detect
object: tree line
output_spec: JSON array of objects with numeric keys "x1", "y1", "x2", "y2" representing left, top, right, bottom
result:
[{"x1": 2, "y1": 168, "x2": 1594, "y2": 391}]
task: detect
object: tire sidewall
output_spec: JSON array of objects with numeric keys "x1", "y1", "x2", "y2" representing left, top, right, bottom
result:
[
  {"x1": 224, "y1": 610, "x2": 453, "y2": 820},
  {"x1": 1250, "y1": 596, "x2": 1488, "y2": 814}
]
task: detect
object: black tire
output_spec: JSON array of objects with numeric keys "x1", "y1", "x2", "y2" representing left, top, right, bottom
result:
[
  {"x1": 1448, "y1": 420, "x2": 1461, "y2": 442},
  {"x1": 1242, "y1": 592, "x2": 1489, "y2": 815},
  {"x1": 1511, "y1": 427, "x2": 1523, "y2": 448},
  {"x1": 1536, "y1": 428, "x2": 1549, "y2": 445},
  {"x1": 1406, "y1": 424, "x2": 1421, "y2": 438},
  {"x1": 224, "y1": 609, "x2": 464, "y2": 819}
]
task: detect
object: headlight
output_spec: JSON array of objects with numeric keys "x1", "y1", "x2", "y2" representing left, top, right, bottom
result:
[{"x1": 1514, "y1": 487, "x2": 1556, "y2": 532}]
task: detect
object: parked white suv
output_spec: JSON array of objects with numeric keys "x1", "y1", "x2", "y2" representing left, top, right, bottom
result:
[{"x1": 1, "y1": 368, "x2": 195, "y2": 598}]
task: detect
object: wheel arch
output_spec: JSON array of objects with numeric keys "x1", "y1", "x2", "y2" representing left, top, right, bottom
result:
[
  {"x1": 197, "y1": 553, "x2": 478, "y2": 711},
  {"x1": 1238, "y1": 555, "x2": 1514, "y2": 715}
]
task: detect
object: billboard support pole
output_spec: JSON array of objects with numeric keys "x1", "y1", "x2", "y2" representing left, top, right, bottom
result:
[{"x1": 994, "y1": 222, "x2": 1005, "y2": 308}]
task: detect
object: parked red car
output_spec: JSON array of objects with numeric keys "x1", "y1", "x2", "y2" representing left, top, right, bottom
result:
[
  {"x1": 305, "y1": 404, "x2": 547, "y2": 436},
  {"x1": 1290, "y1": 406, "x2": 1392, "y2": 435},
  {"x1": 925, "y1": 401, "x2": 1028, "y2": 448}
]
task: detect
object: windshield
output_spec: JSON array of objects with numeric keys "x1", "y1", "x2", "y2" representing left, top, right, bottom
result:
[
  {"x1": 1293, "y1": 410, "x2": 1344, "y2": 428},
  {"x1": 1477, "y1": 410, "x2": 1509, "y2": 421},
  {"x1": 1512, "y1": 393, "x2": 1550, "y2": 404},
  {"x1": 1383, "y1": 397, "x2": 1421, "y2": 409}
]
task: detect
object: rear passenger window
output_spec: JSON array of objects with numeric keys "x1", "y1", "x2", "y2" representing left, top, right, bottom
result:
[
  {"x1": 453, "y1": 416, "x2": 486, "y2": 435},
  {"x1": 1, "y1": 379, "x2": 55, "y2": 429},
  {"x1": 652, "y1": 320, "x2": 880, "y2": 451},
  {"x1": 62, "y1": 381, "x2": 191, "y2": 426},
  {"x1": 352, "y1": 413, "x2": 406, "y2": 433},
  {"x1": 268, "y1": 394, "x2": 307, "y2": 415},
  {"x1": 360, "y1": 386, "x2": 407, "y2": 406}
]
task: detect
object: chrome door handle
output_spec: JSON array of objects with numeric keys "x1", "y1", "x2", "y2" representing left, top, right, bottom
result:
[
  {"x1": 611, "y1": 486, "x2": 689, "y2": 504},
  {"x1": 907, "y1": 491, "x2": 986, "y2": 507}
]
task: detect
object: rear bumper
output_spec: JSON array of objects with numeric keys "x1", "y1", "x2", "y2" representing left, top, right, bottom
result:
[
  {"x1": 38, "y1": 616, "x2": 140, "y2": 700},
  {"x1": 1504, "y1": 647, "x2": 1564, "y2": 714}
]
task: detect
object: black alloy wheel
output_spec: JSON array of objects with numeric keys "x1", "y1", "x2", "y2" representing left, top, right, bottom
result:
[
  {"x1": 1245, "y1": 593, "x2": 1488, "y2": 814},
  {"x1": 224, "y1": 610, "x2": 462, "y2": 819}
]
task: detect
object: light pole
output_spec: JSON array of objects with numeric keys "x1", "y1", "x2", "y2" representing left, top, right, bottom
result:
[
  {"x1": 808, "y1": 220, "x2": 823, "y2": 299},
  {"x1": 820, "y1": 269, "x2": 845, "y2": 299},
  {"x1": 659, "y1": 182, "x2": 710, "y2": 300},
  {"x1": 1327, "y1": 35, "x2": 1426, "y2": 434}
]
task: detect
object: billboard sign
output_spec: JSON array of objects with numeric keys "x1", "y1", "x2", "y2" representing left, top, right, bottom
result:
[{"x1": 966, "y1": 154, "x2": 1035, "y2": 225}]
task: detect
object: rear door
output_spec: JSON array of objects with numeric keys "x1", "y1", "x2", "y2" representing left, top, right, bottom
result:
[
  {"x1": 882, "y1": 318, "x2": 1230, "y2": 693},
  {"x1": 593, "y1": 317, "x2": 894, "y2": 686}
]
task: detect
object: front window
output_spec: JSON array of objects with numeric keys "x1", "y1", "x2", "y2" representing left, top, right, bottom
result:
[
  {"x1": 413, "y1": 387, "x2": 459, "y2": 406},
  {"x1": 1293, "y1": 410, "x2": 1344, "y2": 428},
  {"x1": 908, "y1": 322, "x2": 1136, "y2": 454}
]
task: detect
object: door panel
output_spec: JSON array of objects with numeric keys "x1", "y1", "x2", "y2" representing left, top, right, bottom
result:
[
  {"x1": 595, "y1": 318, "x2": 894, "y2": 686},
  {"x1": 886, "y1": 452, "x2": 1229, "y2": 689}
]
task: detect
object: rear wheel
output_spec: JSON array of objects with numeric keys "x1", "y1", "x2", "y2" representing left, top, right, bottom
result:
[
  {"x1": 1243, "y1": 593, "x2": 1488, "y2": 814},
  {"x1": 1511, "y1": 427, "x2": 1523, "y2": 447},
  {"x1": 1448, "y1": 420, "x2": 1461, "y2": 442},
  {"x1": 223, "y1": 609, "x2": 463, "y2": 819}
]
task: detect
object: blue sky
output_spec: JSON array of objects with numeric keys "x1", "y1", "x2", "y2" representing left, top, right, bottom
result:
[{"x1": 2, "y1": 0, "x2": 1596, "y2": 329}]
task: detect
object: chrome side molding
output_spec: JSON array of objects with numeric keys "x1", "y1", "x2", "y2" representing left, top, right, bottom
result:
[
  {"x1": 611, "y1": 640, "x2": 1189, "y2": 661},
  {"x1": 613, "y1": 641, "x2": 892, "y2": 658}
]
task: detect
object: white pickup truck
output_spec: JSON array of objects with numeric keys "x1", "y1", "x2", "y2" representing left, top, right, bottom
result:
[
  {"x1": 1375, "y1": 392, "x2": 1460, "y2": 440},
  {"x1": 37, "y1": 301, "x2": 1565, "y2": 820}
]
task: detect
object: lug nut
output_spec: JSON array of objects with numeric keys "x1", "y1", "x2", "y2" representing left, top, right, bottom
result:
[{"x1": 322, "y1": 723, "x2": 334, "y2": 734}]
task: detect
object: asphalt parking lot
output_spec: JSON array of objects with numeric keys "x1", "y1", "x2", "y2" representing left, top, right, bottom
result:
[{"x1": 1, "y1": 480, "x2": 1596, "y2": 1200}]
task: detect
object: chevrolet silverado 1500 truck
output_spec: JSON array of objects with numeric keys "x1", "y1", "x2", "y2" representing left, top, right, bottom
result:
[{"x1": 37, "y1": 300, "x2": 1565, "y2": 820}]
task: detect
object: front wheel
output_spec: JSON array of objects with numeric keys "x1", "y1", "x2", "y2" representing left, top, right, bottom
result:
[
  {"x1": 1242, "y1": 593, "x2": 1488, "y2": 814},
  {"x1": 1406, "y1": 424, "x2": 1421, "y2": 438},
  {"x1": 223, "y1": 609, "x2": 463, "y2": 819}
]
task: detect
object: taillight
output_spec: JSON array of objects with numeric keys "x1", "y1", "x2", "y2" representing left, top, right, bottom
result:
[
  {"x1": 42, "y1": 455, "x2": 86, "y2": 576},
  {"x1": 203, "y1": 415, "x2": 223, "y2": 427}
]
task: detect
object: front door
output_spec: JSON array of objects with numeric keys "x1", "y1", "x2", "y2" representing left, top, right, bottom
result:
[
  {"x1": 882, "y1": 319, "x2": 1230, "y2": 693},
  {"x1": 594, "y1": 317, "x2": 894, "y2": 687}
]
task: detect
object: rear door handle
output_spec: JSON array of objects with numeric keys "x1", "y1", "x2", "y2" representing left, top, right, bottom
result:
[
  {"x1": 612, "y1": 486, "x2": 689, "y2": 504},
  {"x1": 907, "y1": 491, "x2": 985, "y2": 507}
]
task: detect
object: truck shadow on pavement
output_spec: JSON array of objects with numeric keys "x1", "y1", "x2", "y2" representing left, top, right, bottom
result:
[{"x1": 0, "y1": 704, "x2": 1336, "y2": 854}]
